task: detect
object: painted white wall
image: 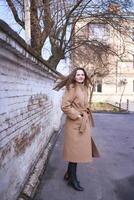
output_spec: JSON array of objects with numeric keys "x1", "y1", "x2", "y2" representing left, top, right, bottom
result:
[{"x1": 0, "y1": 25, "x2": 62, "y2": 200}]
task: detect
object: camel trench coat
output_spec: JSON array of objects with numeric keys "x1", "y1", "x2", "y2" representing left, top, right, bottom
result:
[{"x1": 61, "y1": 83, "x2": 100, "y2": 163}]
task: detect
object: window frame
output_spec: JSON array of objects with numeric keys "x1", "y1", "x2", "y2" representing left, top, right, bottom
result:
[
  {"x1": 88, "y1": 23, "x2": 110, "y2": 42},
  {"x1": 94, "y1": 80, "x2": 102, "y2": 93}
]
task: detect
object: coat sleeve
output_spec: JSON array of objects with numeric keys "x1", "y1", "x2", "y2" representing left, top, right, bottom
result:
[{"x1": 61, "y1": 87, "x2": 80, "y2": 120}]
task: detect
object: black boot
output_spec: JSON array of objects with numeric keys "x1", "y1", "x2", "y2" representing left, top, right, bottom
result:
[
  {"x1": 67, "y1": 162, "x2": 84, "y2": 191},
  {"x1": 64, "y1": 171, "x2": 70, "y2": 181},
  {"x1": 64, "y1": 162, "x2": 80, "y2": 183},
  {"x1": 64, "y1": 163, "x2": 71, "y2": 181}
]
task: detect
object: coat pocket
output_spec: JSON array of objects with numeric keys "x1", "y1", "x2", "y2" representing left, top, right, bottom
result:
[{"x1": 73, "y1": 117, "x2": 83, "y2": 130}]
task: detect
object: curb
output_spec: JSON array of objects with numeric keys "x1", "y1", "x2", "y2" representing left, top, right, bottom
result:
[
  {"x1": 93, "y1": 111, "x2": 130, "y2": 114},
  {"x1": 17, "y1": 127, "x2": 63, "y2": 200}
]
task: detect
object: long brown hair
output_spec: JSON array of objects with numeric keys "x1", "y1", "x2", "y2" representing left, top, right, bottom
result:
[{"x1": 53, "y1": 67, "x2": 92, "y2": 91}]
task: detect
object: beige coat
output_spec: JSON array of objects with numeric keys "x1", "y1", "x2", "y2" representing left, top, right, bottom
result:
[{"x1": 61, "y1": 83, "x2": 100, "y2": 163}]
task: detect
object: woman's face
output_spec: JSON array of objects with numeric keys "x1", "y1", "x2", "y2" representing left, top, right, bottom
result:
[{"x1": 75, "y1": 69, "x2": 85, "y2": 83}]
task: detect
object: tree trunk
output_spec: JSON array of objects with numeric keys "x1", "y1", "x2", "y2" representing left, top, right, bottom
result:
[
  {"x1": 30, "y1": 0, "x2": 43, "y2": 55},
  {"x1": 46, "y1": 45, "x2": 65, "y2": 69},
  {"x1": 46, "y1": 53, "x2": 64, "y2": 70},
  {"x1": 119, "y1": 85, "x2": 126, "y2": 111},
  {"x1": 89, "y1": 85, "x2": 94, "y2": 105}
]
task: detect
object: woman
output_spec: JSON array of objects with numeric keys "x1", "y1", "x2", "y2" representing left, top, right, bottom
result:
[{"x1": 54, "y1": 67, "x2": 100, "y2": 191}]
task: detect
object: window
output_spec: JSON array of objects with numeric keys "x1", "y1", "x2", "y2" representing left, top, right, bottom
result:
[
  {"x1": 94, "y1": 80, "x2": 102, "y2": 93},
  {"x1": 89, "y1": 23, "x2": 110, "y2": 42},
  {"x1": 97, "y1": 82, "x2": 102, "y2": 92}
]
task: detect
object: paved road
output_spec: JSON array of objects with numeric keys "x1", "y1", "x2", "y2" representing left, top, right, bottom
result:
[{"x1": 34, "y1": 113, "x2": 134, "y2": 200}]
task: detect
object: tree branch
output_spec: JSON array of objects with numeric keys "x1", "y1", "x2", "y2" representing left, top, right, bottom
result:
[{"x1": 6, "y1": 0, "x2": 24, "y2": 28}]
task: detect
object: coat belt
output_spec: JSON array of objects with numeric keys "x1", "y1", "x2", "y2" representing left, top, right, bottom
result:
[{"x1": 79, "y1": 109, "x2": 94, "y2": 133}]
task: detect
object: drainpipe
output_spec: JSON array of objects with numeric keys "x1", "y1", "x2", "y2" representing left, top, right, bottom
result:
[{"x1": 24, "y1": 0, "x2": 31, "y2": 45}]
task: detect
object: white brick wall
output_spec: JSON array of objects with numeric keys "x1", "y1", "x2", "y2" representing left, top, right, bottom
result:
[{"x1": 0, "y1": 22, "x2": 62, "y2": 200}]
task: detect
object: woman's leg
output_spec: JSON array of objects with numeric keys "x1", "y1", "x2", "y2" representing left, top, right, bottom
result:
[
  {"x1": 64, "y1": 162, "x2": 70, "y2": 181},
  {"x1": 67, "y1": 162, "x2": 84, "y2": 191},
  {"x1": 64, "y1": 162, "x2": 77, "y2": 181}
]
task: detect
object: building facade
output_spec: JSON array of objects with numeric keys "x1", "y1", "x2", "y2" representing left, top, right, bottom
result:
[{"x1": 72, "y1": 14, "x2": 134, "y2": 111}]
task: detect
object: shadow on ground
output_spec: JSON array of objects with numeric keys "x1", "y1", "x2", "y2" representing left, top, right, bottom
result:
[{"x1": 113, "y1": 175, "x2": 134, "y2": 200}]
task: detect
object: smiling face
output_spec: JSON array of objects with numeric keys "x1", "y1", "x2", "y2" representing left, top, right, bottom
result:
[{"x1": 75, "y1": 69, "x2": 85, "y2": 83}]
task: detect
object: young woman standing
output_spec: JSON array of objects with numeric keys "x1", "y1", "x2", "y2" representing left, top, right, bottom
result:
[{"x1": 54, "y1": 67, "x2": 100, "y2": 191}]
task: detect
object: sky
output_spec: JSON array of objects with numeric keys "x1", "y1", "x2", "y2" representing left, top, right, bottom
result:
[
  {"x1": 0, "y1": 0, "x2": 25, "y2": 38},
  {"x1": 1, "y1": 0, "x2": 134, "y2": 37}
]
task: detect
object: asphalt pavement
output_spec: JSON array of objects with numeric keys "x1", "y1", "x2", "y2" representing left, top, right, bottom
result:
[{"x1": 34, "y1": 113, "x2": 134, "y2": 200}]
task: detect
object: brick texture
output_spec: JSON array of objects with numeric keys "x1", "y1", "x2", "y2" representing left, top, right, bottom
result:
[{"x1": 0, "y1": 21, "x2": 62, "y2": 200}]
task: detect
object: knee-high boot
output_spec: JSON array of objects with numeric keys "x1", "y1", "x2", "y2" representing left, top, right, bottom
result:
[
  {"x1": 64, "y1": 162, "x2": 84, "y2": 190},
  {"x1": 64, "y1": 163, "x2": 71, "y2": 181},
  {"x1": 68, "y1": 162, "x2": 84, "y2": 191},
  {"x1": 64, "y1": 162, "x2": 79, "y2": 183}
]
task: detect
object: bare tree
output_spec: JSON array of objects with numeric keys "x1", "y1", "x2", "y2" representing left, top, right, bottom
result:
[
  {"x1": 5, "y1": 0, "x2": 134, "y2": 69},
  {"x1": 118, "y1": 78, "x2": 127, "y2": 110},
  {"x1": 71, "y1": 37, "x2": 114, "y2": 101}
]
